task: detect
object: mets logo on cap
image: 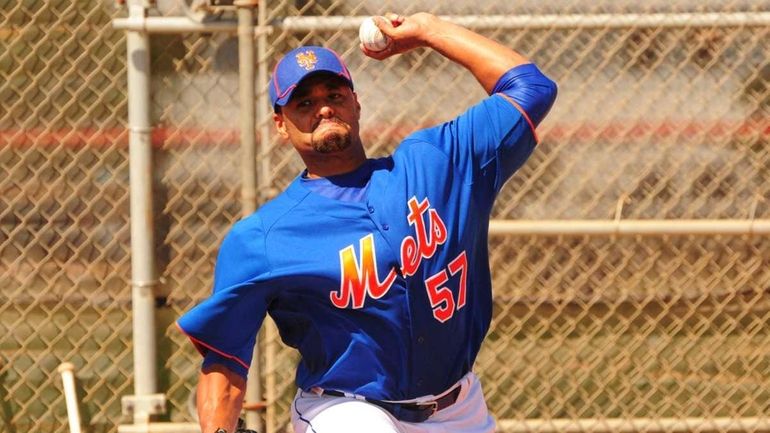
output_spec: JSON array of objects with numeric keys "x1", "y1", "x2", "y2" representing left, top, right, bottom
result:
[{"x1": 296, "y1": 50, "x2": 318, "y2": 71}]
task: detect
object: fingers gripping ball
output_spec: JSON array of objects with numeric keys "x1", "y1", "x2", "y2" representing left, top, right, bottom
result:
[{"x1": 359, "y1": 17, "x2": 391, "y2": 52}]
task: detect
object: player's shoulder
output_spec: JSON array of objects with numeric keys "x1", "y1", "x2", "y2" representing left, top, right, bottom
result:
[
  {"x1": 217, "y1": 190, "x2": 297, "y2": 264},
  {"x1": 398, "y1": 94, "x2": 523, "y2": 145},
  {"x1": 234, "y1": 186, "x2": 300, "y2": 236},
  {"x1": 221, "y1": 212, "x2": 266, "y2": 254},
  {"x1": 393, "y1": 124, "x2": 453, "y2": 160}
]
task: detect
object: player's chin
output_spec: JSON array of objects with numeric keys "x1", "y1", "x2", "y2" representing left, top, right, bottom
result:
[{"x1": 312, "y1": 131, "x2": 351, "y2": 154}]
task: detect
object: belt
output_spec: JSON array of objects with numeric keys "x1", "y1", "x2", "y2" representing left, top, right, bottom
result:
[{"x1": 320, "y1": 382, "x2": 462, "y2": 423}]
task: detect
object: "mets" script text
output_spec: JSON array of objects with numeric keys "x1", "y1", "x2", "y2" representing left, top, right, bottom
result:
[{"x1": 330, "y1": 197, "x2": 447, "y2": 309}]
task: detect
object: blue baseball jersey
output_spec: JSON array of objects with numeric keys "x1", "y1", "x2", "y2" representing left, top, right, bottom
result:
[{"x1": 178, "y1": 64, "x2": 555, "y2": 400}]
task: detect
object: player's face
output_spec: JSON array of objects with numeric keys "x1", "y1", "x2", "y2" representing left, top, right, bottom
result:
[{"x1": 273, "y1": 74, "x2": 361, "y2": 155}]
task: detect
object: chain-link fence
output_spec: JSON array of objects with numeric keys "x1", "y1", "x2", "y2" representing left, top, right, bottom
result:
[
  {"x1": 1, "y1": 1, "x2": 131, "y2": 432},
  {"x1": 2, "y1": 1, "x2": 770, "y2": 432}
]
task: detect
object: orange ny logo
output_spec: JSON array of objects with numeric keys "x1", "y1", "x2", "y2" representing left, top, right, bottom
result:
[{"x1": 295, "y1": 51, "x2": 318, "y2": 71}]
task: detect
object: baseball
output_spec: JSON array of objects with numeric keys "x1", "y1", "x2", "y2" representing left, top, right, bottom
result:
[{"x1": 359, "y1": 17, "x2": 391, "y2": 52}]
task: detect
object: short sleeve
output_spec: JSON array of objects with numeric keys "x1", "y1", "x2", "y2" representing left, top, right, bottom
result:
[
  {"x1": 202, "y1": 351, "x2": 249, "y2": 378},
  {"x1": 176, "y1": 216, "x2": 272, "y2": 372},
  {"x1": 491, "y1": 63, "x2": 558, "y2": 128}
]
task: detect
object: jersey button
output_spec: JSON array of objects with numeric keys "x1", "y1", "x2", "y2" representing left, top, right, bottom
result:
[
  {"x1": 417, "y1": 336, "x2": 425, "y2": 344},
  {"x1": 368, "y1": 206, "x2": 375, "y2": 213},
  {"x1": 382, "y1": 224, "x2": 389, "y2": 230}
]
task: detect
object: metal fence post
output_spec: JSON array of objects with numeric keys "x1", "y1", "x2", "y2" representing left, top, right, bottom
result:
[
  {"x1": 123, "y1": 0, "x2": 165, "y2": 425},
  {"x1": 255, "y1": 1, "x2": 278, "y2": 431},
  {"x1": 237, "y1": 1, "x2": 258, "y2": 217},
  {"x1": 235, "y1": 2, "x2": 262, "y2": 432}
]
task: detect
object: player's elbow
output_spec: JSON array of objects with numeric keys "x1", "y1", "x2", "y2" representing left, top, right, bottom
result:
[
  {"x1": 497, "y1": 64, "x2": 558, "y2": 127},
  {"x1": 536, "y1": 76, "x2": 558, "y2": 125},
  {"x1": 523, "y1": 71, "x2": 558, "y2": 127},
  {"x1": 513, "y1": 75, "x2": 557, "y2": 128},
  {"x1": 543, "y1": 76, "x2": 558, "y2": 107}
]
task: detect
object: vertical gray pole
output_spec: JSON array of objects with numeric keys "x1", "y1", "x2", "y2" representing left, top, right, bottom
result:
[
  {"x1": 126, "y1": 0, "x2": 159, "y2": 422},
  {"x1": 256, "y1": 1, "x2": 275, "y2": 431},
  {"x1": 235, "y1": 1, "x2": 261, "y2": 432},
  {"x1": 236, "y1": 3, "x2": 258, "y2": 216},
  {"x1": 257, "y1": 0, "x2": 272, "y2": 199}
]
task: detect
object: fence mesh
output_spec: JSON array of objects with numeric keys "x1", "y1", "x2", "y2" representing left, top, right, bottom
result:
[
  {"x1": 1, "y1": 2, "x2": 131, "y2": 432},
  {"x1": 1, "y1": 1, "x2": 769, "y2": 432}
]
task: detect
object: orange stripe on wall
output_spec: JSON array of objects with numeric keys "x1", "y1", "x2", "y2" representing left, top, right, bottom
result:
[{"x1": 1, "y1": 119, "x2": 768, "y2": 149}]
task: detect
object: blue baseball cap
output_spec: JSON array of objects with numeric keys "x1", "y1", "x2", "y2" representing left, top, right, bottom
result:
[{"x1": 269, "y1": 46, "x2": 354, "y2": 109}]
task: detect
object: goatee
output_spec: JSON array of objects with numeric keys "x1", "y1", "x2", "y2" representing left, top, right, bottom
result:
[{"x1": 313, "y1": 131, "x2": 351, "y2": 153}]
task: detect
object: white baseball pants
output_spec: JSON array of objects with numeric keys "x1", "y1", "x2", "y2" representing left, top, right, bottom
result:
[{"x1": 290, "y1": 372, "x2": 495, "y2": 433}]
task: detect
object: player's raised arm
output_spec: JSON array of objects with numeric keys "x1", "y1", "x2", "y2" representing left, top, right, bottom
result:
[{"x1": 362, "y1": 13, "x2": 529, "y2": 94}]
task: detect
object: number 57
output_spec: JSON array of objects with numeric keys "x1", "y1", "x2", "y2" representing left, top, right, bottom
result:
[{"x1": 424, "y1": 251, "x2": 468, "y2": 323}]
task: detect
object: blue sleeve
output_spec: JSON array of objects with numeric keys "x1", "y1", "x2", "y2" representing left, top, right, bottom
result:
[
  {"x1": 176, "y1": 215, "x2": 272, "y2": 376},
  {"x1": 491, "y1": 63, "x2": 558, "y2": 128},
  {"x1": 402, "y1": 96, "x2": 534, "y2": 203},
  {"x1": 401, "y1": 63, "x2": 556, "y2": 201}
]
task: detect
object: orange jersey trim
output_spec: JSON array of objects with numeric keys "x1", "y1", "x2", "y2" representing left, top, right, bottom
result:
[{"x1": 175, "y1": 322, "x2": 250, "y2": 370}]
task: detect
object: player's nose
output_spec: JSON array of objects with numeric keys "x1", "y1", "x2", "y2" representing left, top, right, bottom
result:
[{"x1": 317, "y1": 105, "x2": 335, "y2": 118}]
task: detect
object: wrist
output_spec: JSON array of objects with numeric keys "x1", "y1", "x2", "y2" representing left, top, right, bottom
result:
[
  {"x1": 414, "y1": 12, "x2": 442, "y2": 47},
  {"x1": 202, "y1": 421, "x2": 235, "y2": 433},
  {"x1": 418, "y1": 14, "x2": 466, "y2": 52}
]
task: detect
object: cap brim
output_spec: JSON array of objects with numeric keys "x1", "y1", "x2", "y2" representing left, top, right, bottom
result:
[{"x1": 273, "y1": 70, "x2": 354, "y2": 107}]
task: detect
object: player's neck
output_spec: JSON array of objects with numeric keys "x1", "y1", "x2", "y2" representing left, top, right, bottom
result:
[{"x1": 303, "y1": 148, "x2": 368, "y2": 179}]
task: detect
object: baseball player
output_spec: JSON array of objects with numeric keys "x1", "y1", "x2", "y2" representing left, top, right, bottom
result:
[{"x1": 177, "y1": 12, "x2": 557, "y2": 433}]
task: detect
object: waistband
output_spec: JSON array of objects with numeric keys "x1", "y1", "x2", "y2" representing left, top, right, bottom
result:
[{"x1": 315, "y1": 381, "x2": 463, "y2": 423}]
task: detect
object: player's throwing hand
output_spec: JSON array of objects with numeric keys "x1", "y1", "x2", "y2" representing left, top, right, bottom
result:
[{"x1": 360, "y1": 12, "x2": 436, "y2": 60}]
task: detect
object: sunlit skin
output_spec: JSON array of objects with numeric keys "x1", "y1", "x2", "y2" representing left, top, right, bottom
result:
[{"x1": 273, "y1": 74, "x2": 367, "y2": 178}]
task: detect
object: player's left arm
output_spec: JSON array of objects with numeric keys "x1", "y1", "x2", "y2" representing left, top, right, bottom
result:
[
  {"x1": 197, "y1": 363, "x2": 246, "y2": 433},
  {"x1": 177, "y1": 217, "x2": 272, "y2": 433}
]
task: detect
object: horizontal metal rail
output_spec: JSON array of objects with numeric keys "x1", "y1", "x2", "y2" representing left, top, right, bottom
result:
[
  {"x1": 497, "y1": 417, "x2": 770, "y2": 433},
  {"x1": 115, "y1": 416, "x2": 770, "y2": 433},
  {"x1": 117, "y1": 423, "x2": 199, "y2": 433},
  {"x1": 488, "y1": 219, "x2": 770, "y2": 236},
  {"x1": 112, "y1": 11, "x2": 770, "y2": 33},
  {"x1": 112, "y1": 15, "x2": 241, "y2": 33},
  {"x1": 283, "y1": 12, "x2": 770, "y2": 30}
]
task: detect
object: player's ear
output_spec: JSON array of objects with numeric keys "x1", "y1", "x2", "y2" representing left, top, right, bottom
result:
[
  {"x1": 273, "y1": 112, "x2": 289, "y2": 140},
  {"x1": 353, "y1": 92, "x2": 361, "y2": 118}
]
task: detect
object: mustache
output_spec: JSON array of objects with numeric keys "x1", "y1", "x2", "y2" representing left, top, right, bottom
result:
[{"x1": 313, "y1": 118, "x2": 346, "y2": 130}]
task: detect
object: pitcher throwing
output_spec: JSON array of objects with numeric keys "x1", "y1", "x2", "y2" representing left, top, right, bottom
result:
[{"x1": 178, "y1": 12, "x2": 558, "y2": 433}]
